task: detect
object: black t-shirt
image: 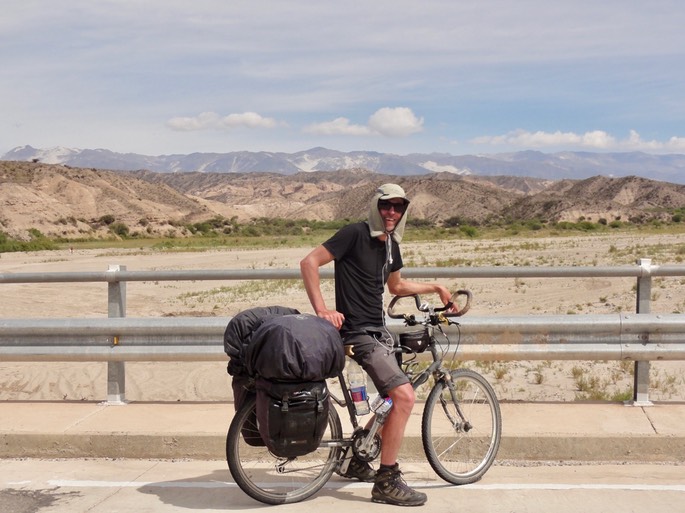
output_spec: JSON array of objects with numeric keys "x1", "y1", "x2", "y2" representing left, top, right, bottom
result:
[{"x1": 322, "y1": 222, "x2": 403, "y2": 333}]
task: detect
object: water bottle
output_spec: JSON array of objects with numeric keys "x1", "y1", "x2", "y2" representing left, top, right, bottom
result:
[
  {"x1": 347, "y1": 360, "x2": 370, "y2": 415},
  {"x1": 370, "y1": 394, "x2": 393, "y2": 417}
]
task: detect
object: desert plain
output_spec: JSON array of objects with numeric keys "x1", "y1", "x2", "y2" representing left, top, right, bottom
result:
[{"x1": 1, "y1": 231, "x2": 684, "y2": 404}]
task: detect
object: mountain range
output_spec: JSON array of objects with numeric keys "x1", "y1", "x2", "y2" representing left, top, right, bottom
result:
[
  {"x1": 4, "y1": 145, "x2": 685, "y2": 184},
  {"x1": 3, "y1": 159, "x2": 685, "y2": 242}
]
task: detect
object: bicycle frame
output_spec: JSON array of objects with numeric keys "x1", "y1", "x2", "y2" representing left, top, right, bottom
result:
[
  {"x1": 330, "y1": 289, "x2": 472, "y2": 437},
  {"x1": 326, "y1": 323, "x2": 464, "y2": 464}
]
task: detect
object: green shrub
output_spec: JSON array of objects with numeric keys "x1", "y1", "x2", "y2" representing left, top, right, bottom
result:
[
  {"x1": 110, "y1": 222, "x2": 130, "y2": 237},
  {"x1": 406, "y1": 218, "x2": 434, "y2": 228},
  {"x1": 459, "y1": 225, "x2": 478, "y2": 238},
  {"x1": 0, "y1": 230, "x2": 57, "y2": 253}
]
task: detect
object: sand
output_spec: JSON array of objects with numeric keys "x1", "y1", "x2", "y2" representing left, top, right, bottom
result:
[{"x1": 1, "y1": 231, "x2": 684, "y2": 403}]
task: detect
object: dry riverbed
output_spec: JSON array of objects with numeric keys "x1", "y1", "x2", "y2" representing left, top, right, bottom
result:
[{"x1": 1, "y1": 231, "x2": 684, "y2": 403}]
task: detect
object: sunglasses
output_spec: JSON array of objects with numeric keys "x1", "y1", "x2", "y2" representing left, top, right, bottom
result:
[{"x1": 378, "y1": 199, "x2": 408, "y2": 214}]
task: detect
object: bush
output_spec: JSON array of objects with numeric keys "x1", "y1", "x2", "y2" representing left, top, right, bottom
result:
[
  {"x1": 406, "y1": 218, "x2": 434, "y2": 229},
  {"x1": 110, "y1": 222, "x2": 130, "y2": 237},
  {"x1": 443, "y1": 216, "x2": 462, "y2": 228},
  {"x1": 554, "y1": 221, "x2": 575, "y2": 230},
  {"x1": 577, "y1": 221, "x2": 598, "y2": 231},
  {"x1": 0, "y1": 230, "x2": 57, "y2": 253},
  {"x1": 444, "y1": 216, "x2": 481, "y2": 228},
  {"x1": 28, "y1": 228, "x2": 45, "y2": 239},
  {"x1": 241, "y1": 226, "x2": 261, "y2": 237},
  {"x1": 459, "y1": 225, "x2": 478, "y2": 238}
]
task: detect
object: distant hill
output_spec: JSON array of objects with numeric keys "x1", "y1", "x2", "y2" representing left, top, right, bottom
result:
[
  {"x1": 502, "y1": 175, "x2": 685, "y2": 223},
  {"x1": 4, "y1": 145, "x2": 685, "y2": 184},
  {"x1": 2, "y1": 160, "x2": 685, "y2": 241}
]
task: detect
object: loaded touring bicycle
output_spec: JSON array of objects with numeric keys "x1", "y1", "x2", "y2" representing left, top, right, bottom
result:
[{"x1": 225, "y1": 291, "x2": 502, "y2": 505}]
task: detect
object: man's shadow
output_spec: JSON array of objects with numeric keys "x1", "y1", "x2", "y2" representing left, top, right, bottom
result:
[{"x1": 138, "y1": 467, "x2": 370, "y2": 510}]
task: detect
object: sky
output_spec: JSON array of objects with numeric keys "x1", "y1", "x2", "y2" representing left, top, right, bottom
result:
[{"x1": 2, "y1": 1, "x2": 685, "y2": 157}]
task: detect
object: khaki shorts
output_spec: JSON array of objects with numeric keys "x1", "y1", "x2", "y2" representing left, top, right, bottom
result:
[{"x1": 343, "y1": 328, "x2": 409, "y2": 396}]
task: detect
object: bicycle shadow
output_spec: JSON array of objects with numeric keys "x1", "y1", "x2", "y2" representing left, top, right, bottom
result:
[{"x1": 138, "y1": 467, "x2": 372, "y2": 510}]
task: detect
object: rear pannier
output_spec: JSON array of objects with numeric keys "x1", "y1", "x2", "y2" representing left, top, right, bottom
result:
[
  {"x1": 224, "y1": 306, "x2": 300, "y2": 445},
  {"x1": 255, "y1": 378, "x2": 330, "y2": 458},
  {"x1": 226, "y1": 310, "x2": 344, "y2": 457}
]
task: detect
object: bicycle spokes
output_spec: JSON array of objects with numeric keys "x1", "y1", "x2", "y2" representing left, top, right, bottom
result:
[{"x1": 422, "y1": 370, "x2": 502, "y2": 485}]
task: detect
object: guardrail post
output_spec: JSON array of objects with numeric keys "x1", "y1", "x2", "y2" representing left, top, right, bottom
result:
[
  {"x1": 106, "y1": 264, "x2": 127, "y2": 405},
  {"x1": 630, "y1": 258, "x2": 653, "y2": 406}
]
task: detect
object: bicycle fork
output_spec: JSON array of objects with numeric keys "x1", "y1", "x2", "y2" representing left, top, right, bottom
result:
[{"x1": 441, "y1": 372, "x2": 472, "y2": 432}]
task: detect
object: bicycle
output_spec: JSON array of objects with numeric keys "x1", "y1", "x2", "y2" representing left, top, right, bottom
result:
[{"x1": 226, "y1": 290, "x2": 502, "y2": 504}]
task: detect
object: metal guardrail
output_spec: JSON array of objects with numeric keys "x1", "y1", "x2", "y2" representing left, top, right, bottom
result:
[
  {"x1": 1, "y1": 314, "x2": 684, "y2": 362},
  {"x1": 2, "y1": 259, "x2": 685, "y2": 406}
]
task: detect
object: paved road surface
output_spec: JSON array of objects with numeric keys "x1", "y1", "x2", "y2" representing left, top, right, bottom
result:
[{"x1": 1, "y1": 459, "x2": 683, "y2": 513}]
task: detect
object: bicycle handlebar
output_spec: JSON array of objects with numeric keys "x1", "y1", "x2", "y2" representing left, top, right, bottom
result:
[{"x1": 387, "y1": 289, "x2": 472, "y2": 319}]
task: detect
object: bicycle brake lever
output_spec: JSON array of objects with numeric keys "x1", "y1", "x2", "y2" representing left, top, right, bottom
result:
[{"x1": 404, "y1": 314, "x2": 417, "y2": 326}]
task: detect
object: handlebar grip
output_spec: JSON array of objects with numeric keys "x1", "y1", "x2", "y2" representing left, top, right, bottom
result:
[
  {"x1": 387, "y1": 294, "x2": 421, "y2": 319},
  {"x1": 387, "y1": 290, "x2": 472, "y2": 318},
  {"x1": 442, "y1": 289, "x2": 472, "y2": 317}
]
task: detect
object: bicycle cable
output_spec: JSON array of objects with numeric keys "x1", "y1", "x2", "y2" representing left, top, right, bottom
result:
[{"x1": 447, "y1": 320, "x2": 462, "y2": 369}]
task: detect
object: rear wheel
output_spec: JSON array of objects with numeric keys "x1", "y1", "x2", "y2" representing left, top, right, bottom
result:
[
  {"x1": 226, "y1": 397, "x2": 343, "y2": 504},
  {"x1": 422, "y1": 369, "x2": 501, "y2": 484}
]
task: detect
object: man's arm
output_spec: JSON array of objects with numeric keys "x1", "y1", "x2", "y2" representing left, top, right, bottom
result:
[
  {"x1": 299, "y1": 245, "x2": 345, "y2": 329},
  {"x1": 386, "y1": 270, "x2": 456, "y2": 311}
]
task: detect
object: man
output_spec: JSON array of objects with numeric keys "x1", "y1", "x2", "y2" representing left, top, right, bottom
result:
[{"x1": 300, "y1": 183, "x2": 456, "y2": 506}]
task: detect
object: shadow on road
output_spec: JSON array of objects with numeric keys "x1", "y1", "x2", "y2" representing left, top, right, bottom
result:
[{"x1": 138, "y1": 467, "x2": 369, "y2": 509}]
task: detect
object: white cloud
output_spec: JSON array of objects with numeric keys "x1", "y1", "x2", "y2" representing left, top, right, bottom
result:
[
  {"x1": 471, "y1": 129, "x2": 685, "y2": 152},
  {"x1": 166, "y1": 112, "x2": 278, "y2": 131},
  {"x1": 223, "y1": 112, "x2": 278, "y2": 129},
  {"x1": 368, "y1": 107, "x2": 424, "y2": 137},
  {"x1": 471, "y1": 129, "x2": 616, "y2": 149},
  {"x1": 626, "y1": 130, "x2": 685, "y2": 152},
  {"x1": 665, "y1": 136, "x2": 685, "y2": 151},
  {"x1": 303, "y1": 117, "x2": 371, "y2": 136},
  {"x1": 304, "y1": 107, "x2": 423, "y2": 138},
  {"x1": 166, "y1": 112, "x2": 220, "y2": 131}
]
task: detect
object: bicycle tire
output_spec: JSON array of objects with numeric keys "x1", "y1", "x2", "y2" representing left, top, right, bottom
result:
[
  {"x1": 226, "y1": 396, "x2": 343, "y2": 505},
  {"x1": 421, "y1": 368, "x2": 501, "y2": 484}
]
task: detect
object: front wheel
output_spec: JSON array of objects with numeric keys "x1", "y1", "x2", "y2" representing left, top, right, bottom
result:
[
  {"x1": 226, "y1": 397, "x2": 343, "y2": 505},
  {"x1": 422, "y1": 369, "x2": 501, "y2": 484}
]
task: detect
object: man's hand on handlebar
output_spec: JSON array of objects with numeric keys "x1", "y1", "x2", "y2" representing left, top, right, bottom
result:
[
  {"x1": 443, "y1": 299, "x2": 460, "y2": 315},
  {"x1": 438, "y1": 287, "x2": 459, "y2": 314}
]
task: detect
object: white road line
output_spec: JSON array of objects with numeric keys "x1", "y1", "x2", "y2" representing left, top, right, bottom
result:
[
  {"x1": 463, "y1": 483, "x2": 685, "y2": 492},
  {"x1": 45, "y1": 480, "x2": 685, "y2": 492},
  {"x1": 47, "y1": 480, "x2": 234, "y2": 488}
]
